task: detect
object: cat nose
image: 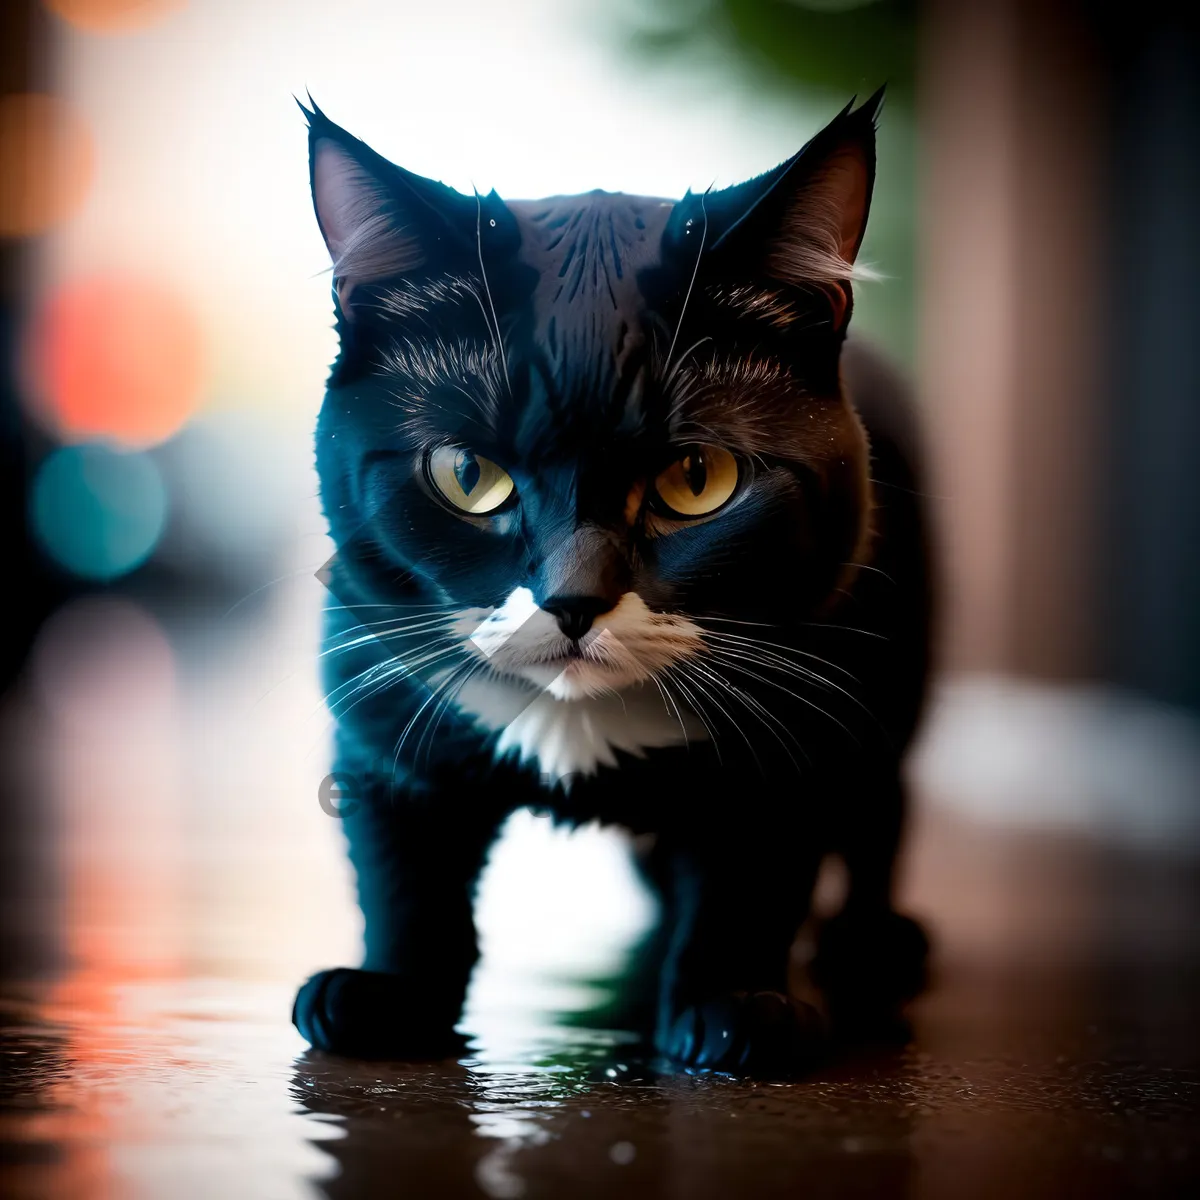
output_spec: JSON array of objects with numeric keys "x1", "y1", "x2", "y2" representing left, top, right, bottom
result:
[{"x1": 540, "y1": 595, "x2": 614, "y2": 641}]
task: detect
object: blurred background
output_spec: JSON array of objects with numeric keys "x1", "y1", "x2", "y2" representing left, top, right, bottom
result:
[
  {"x1": 3, "y1": 4, "x2": 1200, "y2": 1197},
  {"x1": 1, "y1": 1, "x2": 1199, "y2": 1184}
]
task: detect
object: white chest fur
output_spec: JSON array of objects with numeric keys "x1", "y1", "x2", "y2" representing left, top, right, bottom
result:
[{"x1": 453, "y1": 673, "x2": 706, "y2": 786}]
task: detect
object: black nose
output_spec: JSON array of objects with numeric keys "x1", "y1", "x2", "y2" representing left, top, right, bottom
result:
[{"x1": 540, "y1": 595, "x2": 614, "y2": 641}]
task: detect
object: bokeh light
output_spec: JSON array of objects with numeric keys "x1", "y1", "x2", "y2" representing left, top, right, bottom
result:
[
  {"x1": 24, "y1": 274, "x2": 206, "y2": 447},
  {"x1": 29, "y1": 597, "x2": 185, "y2": 985},
  {"x1": 0, "y1": 93, "x2": 94, "y2": 237},
  {"x1": 30, "y1": 595, "x2": 177, "y2": 736},
  {"x1": 30, "y1": 443, "x2": 168, "y2": 581},
  {"x1": 156, "y1": 409, "x2": 304, "y2": 577},
  {"x1": 43, "y1": 0, "x2": 186, "y2": 35}
]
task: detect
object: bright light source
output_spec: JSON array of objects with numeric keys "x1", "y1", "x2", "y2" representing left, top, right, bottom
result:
[{"x1": 24, "y1": 274, "x2": 206, "y2": 448}]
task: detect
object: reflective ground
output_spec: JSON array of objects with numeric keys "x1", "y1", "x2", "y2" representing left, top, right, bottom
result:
[
  {"x1": 1, "y1": 596, "x2": 1198, "y2": 1198},
  {"x1": 3, "y1": 809, "x2": 1198, "y2": 1199}
]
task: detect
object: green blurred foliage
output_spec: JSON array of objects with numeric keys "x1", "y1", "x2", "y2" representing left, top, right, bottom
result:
[{"x1": 609, "y1": 0, "x2": 918, "y2": 366}]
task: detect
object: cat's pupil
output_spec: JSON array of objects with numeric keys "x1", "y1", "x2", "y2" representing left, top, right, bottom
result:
[
  {"x1": 454, "y1": 450, "x2": 481, "y2": 495},
  {"x1": 682, "y1": 450, "x2": 707, "y2": 497}
]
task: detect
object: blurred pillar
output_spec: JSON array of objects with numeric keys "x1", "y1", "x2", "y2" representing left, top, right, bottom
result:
[
  {"x1": 918, "y1": 0, "x2": 1102, "y2": 681},
  {"x1": 1102, "y1": 15, "x2": 1200, "y2": 716}
]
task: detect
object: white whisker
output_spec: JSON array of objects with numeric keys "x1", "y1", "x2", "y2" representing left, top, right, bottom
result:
[
  {"x1": 674, "y1": 658, "x2": 763, "y2": 774},
  {"x1": 475, "y1": 188, "x2": 513, "y2": 399},
  {"x1": 662, "y1": 667, "x2": 723, "y2": 767},
  {"x1": 663, "y1": 189, "x2": 710, "y2": 379}
]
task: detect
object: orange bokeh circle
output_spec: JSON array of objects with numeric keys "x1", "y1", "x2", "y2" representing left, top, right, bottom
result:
[
  {"x1": 43, "y1": 0, "x2": 186, "y2": 35},
  {"x1": 25, "y1": 275, "x2": 207, "y2": 448},
  {"x1": 0, "y1": 94, "x2": 95, "y2": 237}
]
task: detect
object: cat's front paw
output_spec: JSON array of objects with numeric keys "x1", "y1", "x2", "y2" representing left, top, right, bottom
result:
[
  {"x1": 656, "y1": 991, "x2": 827, "y2": 1077},
  {"x1": 811, "y1": 908, "x2": 930, "y2": 1035},
  {"x1": 293, "y1": 968, "x2": 466, "y2": 1060}
]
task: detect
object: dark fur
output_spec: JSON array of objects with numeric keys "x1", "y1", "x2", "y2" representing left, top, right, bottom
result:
[{"x1": 293, "y1": 91, "x2": 933, "y2": 1074}]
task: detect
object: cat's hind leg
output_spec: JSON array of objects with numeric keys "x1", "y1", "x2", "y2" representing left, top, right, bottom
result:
[{"x1": 810, "y1": 767, "x2": 930, "y2": 1036}]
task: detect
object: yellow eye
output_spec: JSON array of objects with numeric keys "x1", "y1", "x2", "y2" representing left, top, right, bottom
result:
[
  {"x1": 653, "y1": 444, "x2": 739, "y2": 517},
  {"x1": 427, "y1": 447, "x2": 515, "y2": 514}
]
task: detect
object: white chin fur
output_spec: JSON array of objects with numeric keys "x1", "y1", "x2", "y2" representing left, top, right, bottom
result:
[
  {"x1": 454, "y1": 673, "x2": 706, "y2": 786},
  {"x1": 449, "y1": 588, "x2": 708, "y2": 783}
]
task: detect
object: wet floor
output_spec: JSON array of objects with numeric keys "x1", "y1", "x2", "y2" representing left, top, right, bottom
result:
[
  {"x1": 3, "y1": 806, "x2": 1198, "y2": 1200},
  {"x1": 1, "y1": 596, "x2": 1199, "y2": 1198}
]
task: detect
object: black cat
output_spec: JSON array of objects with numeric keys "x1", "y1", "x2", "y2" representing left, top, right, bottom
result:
[{"x1": 292, "y1": 89, "x2": 932, "y2": 1075}]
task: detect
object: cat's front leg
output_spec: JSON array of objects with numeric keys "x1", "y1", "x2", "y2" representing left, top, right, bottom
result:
[
  {"x1": 650, "y1": 833, "x2": 826, "y2": 1076},
  {"x1": 293, "y1": 775, "x2": 505, "y2": 1059}
]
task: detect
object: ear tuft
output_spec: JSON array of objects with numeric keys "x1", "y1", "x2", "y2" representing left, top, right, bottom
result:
[
  {"x1": 295, "y1": 91, "x2": 334, "y2": 129},
  {"x1": 762, "y1": 91, "x2": 882, "y2": 290},
  {"x1": 694, "y1": 91, "x2": 884, "y2": 331},
  {"x1": 312, "y1": 137, "x2": 425, "y2": 308},
  {"x1": 764, "y1": 140, "x2": 873, "y2": 290},
  {"x1": 858, "y1": 84, "x2": 887, "y2": 130}
]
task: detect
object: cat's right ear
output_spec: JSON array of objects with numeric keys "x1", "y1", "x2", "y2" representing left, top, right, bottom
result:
[{"x1": 299, "y1": 98, "x2": 479, "y2": 315}]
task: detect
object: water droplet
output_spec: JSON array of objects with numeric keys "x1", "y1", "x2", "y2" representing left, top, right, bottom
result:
[{"x1": 609, "y1": 1142, "x2": 636, "y2": 1166}]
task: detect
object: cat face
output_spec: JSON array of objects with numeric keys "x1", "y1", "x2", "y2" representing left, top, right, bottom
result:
[{"x1": 307, "y1": 95, "x2": 880, "y2": 710}]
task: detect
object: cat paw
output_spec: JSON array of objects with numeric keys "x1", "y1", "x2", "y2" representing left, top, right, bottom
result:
[
  {"x1": 656, "y1": 991, "x2": 827, "y2": 1077},
  {"x1": 292, "y1": 968, "x2": 466, "y2": 1060},
  {"x1": 811, "y1": 908, "x2": 930, "y2": 1035}
]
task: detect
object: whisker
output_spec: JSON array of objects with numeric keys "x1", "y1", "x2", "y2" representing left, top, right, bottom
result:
[
  {"x1": 697, "y1": 626, "x2": 861, "y2": 682},
  {"x1": 682, "y1": 656, "x2": 810, "y2": 771},
  {"x1": 322, "y1": 603, "x2": 462, "y2": 614},
  {"x1": 703, "y1": 642, "x2": 844, "y2": 695},
  {"x1": 665, "y1": 337, "x2": 714, "y2": 392},
  {"x1": 322, "y1": 619, "x2": 459, "y2": 657},
  {"x1": 695, "y1": 613, "x2": 886, "y2": 640},
  {"x1": 799, "y1": 622, "x2": 888, "y2": 640},
  {"x1": 475, "y1": 188, "x2": 513, "y2": 399},
  {"x1": 703, "y1": 650, "x2": 864, "y2": 746},
  {"x1": 326, "y1": 643, "x2": 465, "y2": 719},
  {"x1": 674, "y1": 658, "x2": 763, "y2": 774},
  {"x1": 662, "y1": 666, "x2": 723, "y2": 767},
  {"x1": 689, "y1": 614, "x2": 777, "y2": 628},
  {"x1": 699, "y1": 663, "x2": 809, "y2": 773},
  {"x1": 301, "y1": 647, "x2": 467, "y2": 770},
  {"x1": 415, "y1": 657, "x2": 485, "y2": 770},
  {"x1": 390, "y1": 657, "x2": 481, "y2": 788},
  {"x1": 844, "y1": 562, "x2": 898, "y2": 585},
  {"x1": 663, "y1": 188, "x2": 710, "y2": 379},
  {"x1": 322, "y1": 635, "x2": 461, "y2": 706},
  {"x1": 706, "y1": 655, "x2": 873, "y2": 741},
  {"x1": 220, "y1": 563, "x2": 330, "y2": 622},
  {"x1": 650, "y1": 673, "x2": 690, "y2": 751},
  {"x1": 700, "y1": 638, "x2": 870, "y2": 716}
]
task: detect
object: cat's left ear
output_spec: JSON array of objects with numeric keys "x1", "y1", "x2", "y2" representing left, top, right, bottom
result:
[{"x1": 671, "y1": 88, "x2": 883, "y2": 331}]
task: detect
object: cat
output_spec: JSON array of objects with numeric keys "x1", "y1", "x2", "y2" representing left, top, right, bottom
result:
[{"x1": 292, "y1": 88, "x2": 933, "y2": 1075}]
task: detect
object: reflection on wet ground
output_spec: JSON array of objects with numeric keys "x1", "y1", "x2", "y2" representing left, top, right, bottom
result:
[
  {"x1": 2, "y1": 809, "x2": 1198, "y2": 1200},
  {"x1": 1, "y1": 596, "x2": 1198, "y2": 1198}
]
